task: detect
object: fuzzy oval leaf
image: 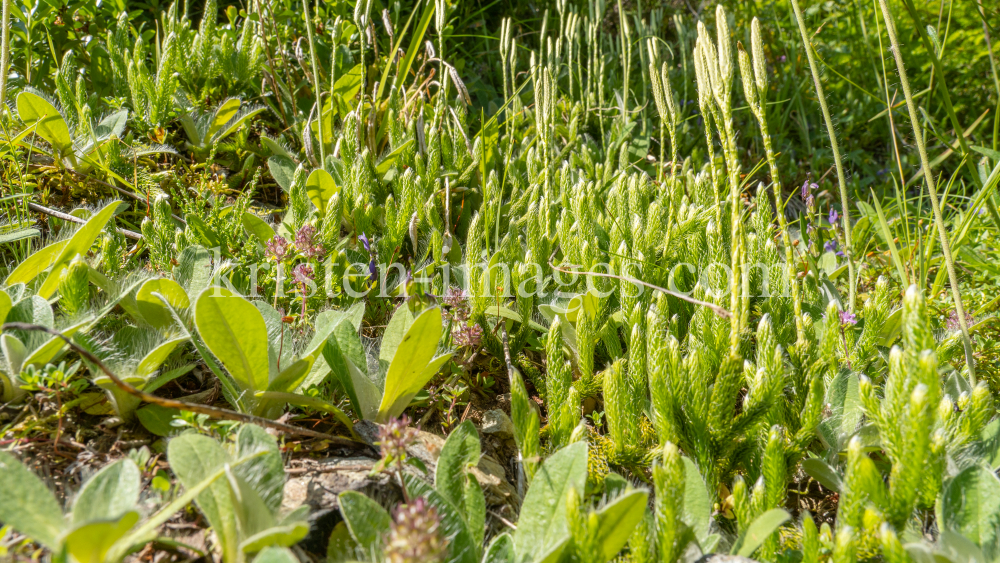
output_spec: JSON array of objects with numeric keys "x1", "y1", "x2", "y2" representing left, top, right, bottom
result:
[
  {"x1": 595, "y1": 489, "x2": 649, "y2": 561},
  {"x1": 64, "y1": 511, "x2": 139, "y2": 563},
  {"x1": 252, "y1": 546, "x2": 300, "y2": 563},
  {"x1": 681, "y1": 457, "x2": 712, "y2": 544},
  {"x1": 136, "y1": 278, "x2": 190, "y2": 329},
  {"x1": 267, "y1": 156, "x2": 297, "y2": 193},
  {"x1": 514, "y1": 442, "x2": 588, "y2": 560},
  {"x1": 338, "y1": 491, "x2": 391, "y2": 555},
  {"x1": 404, "y1": 473, "x2": 480, "y2": 563},
  {"x1": 72, "y1": 458, "x2": 141, "y2": 525},
  {"x1": 195, "y1": 292, "x2": 270, "y2": 393},
  {"x1": 17, "y1": 91, "x2": 72, "y2": 154},
  {"x1": 941, "y1": 465, "x2": 1000, "y2": 549},
  {"x1": 436, "y1": 420, "x2": 482, "y2": 520},
  {"x1": 135, "y1": 337, "x2": 188, "y2": 379},
  {"x1": 735, "y1": 508, "x2": 791, "y2": 557},
  {"x1": 305, "y1": 168, "x2": 339, "y2": 214},
  {"x1": 0, "y1": 451, "x2": 65, "y2": 548},
  {"x1": 242, "y1": 212, "x2": 276, "y2": 245},
  {"x1": 168, "y1": 433, "x2": 238, "y2": 559}
]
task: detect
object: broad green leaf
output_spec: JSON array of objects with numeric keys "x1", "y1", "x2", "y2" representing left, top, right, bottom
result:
[
  {"x1": 135, "y1": 337, "x2": 188, "y2": 378},
  {"x1": 186, "y1": 213, "x2": 223, "y2": 251},
  {"x1": 379, "y1": 304, "x2": 416, "y2": 366},
  {"x1": 22, "y1": 322, "x2": 85, "y2": 369},
  {"x1": 136, "y1": 278, "x2": 190, "y2": 330},
  {"x1": 324, "y1": 322, "x2": 381, "y2": 420},
  {"x1": 233, "y1": 424, "x2": 286, "y2": 514},
  {"x1": 514, "y1": 442, "x2": 588, "y2": 560},
  {"x1": 326, "y1": 521, "x2": 359, "y2": 563},
  {"x1": 376, "y1": 139, "x2": 414, "y2": 177},
  {"x1": 265, "y1": 358, "x2": 315, "y2": 394},
  {"x1": 214, "y1": 105, "x2": 266, "y2": 141},
  {"x1": 1, "y1": 332, "x2": 27, "y2": 375},
  {"x1": 735, "y1": 508, "x2": 791, "y2": 557},
  {"x1": 209, "y1": 98, "x2": 243, "y2": 139},
  {"x1": 195, "y1": 292, "x2": 270, "y2": 393},
  {"x1": 339, "y1": 491, "x2": 391, "y2": 556},
  {"x1": 243, "y1": 213, "x2": 276, "y2": 245},
  {"x1": 377, "y1": 307, "x2": 449, "y2": 422},
  {"x1": 436, "y1": 421, "x2": 482, "y2": 522},
  {"x1": 801, "y1": 458, "x2": 843, "y2": 493},
  {"x1": 261, "y1": 136, "x2": 292, "y2": 159},
  {"x1": 252, "y1": 546, "x2": 300, "y2": 563},
  {"x1": 35, "y1": 201, "x2": 123, "y2": 299},
  {"x1": 17, "y1": 90, "x2": 73, "y2": 155},
  {"x1": 240, "y1": 522, "x2": 310, "y2": 553},
  {"x1": 681, "y1": 457, "x2": 712, "y2": 544},
  {"x1": 305, "y1": 168, "x2": 339, "y2": 214},
  {"x1": 93, "y1": 109, "x2": 129, "y2": 140},
  {"x1": 136, "y1": 403, "x2": 181, "y2": 436},
  {"x1": 3, "y1": 240, "x2": 68, "y2": 286},
  {"x1": 0, "y1": 451, "x2": 65, "y2": 548},
  {"x1": 940, "y1": 465, "x2": 1000, "y2": 550},
  {"x1": 594, "y1": 489, "x2": 649, "y2": 561},
  {"x1": 226, "y1": 467, "x2": 277, "y2": 540},
  {"x1": 72, "y1": 459, "x2": 141, "y2": 525},
  {"x1": 333, "y1": 64, "x2": 364, "y2": 108},
  {"x1": 267, "y1": 156, "x2": 297, "y2": 193},
  {"x1": 404, "y1": 473, "x2": 480, "y2": 563},
  {"x1": 175, "y1": 245, "x2": 215, "y2": 297},
  {"x1": 483, "y1": 533, "x2": 515, "y2": 563},
  {"x1": 168, "y1": 433, "x2": 239, "y2": 562},
  {"x1": 63, "y1": 511, "x2": 139, "y2": 563},
  {"x1": 378, "y1": 352, "x2": 452, "y2": 422}
]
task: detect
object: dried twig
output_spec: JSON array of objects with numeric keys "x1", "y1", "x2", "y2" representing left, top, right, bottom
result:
[
  {"x1": 2, "y1": 323, "x2": 363, "y2": 447},
  {"x1": 28, "y1": 202, "x2": 142, "y2": 240}
]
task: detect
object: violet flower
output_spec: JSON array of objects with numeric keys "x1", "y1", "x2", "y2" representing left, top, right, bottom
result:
[
  {"x1": 265, "y1": 235, "x2": 290, "y2": 261},
  {"x1": 801, "y1": 180, "x2": 817, "y2": 207},
  {"x1": 829, "y1": 208, "x2": 839, "y2": 226},
  {"x1": 295, "y1": 225, "x2": 325, "y2": 259},
  {"x1": 378, "y1": 415, "x2": 417, "y2": 466},
  {"x1": 839, "y1": 310, "x2": 858, "y2": 326}
]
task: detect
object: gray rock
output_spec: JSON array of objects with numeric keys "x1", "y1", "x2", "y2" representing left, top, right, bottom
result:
[{"x1": 481, "y1": 409, "x2": 515, "y2": 440}]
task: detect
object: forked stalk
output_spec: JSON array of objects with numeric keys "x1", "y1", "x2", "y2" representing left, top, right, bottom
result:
[
  {"x1": 876, "y1": 0, "x2": 976, "y2": 383},
  {"x1": 790, "y1": 0, "x2": 857, "y2": 312}
]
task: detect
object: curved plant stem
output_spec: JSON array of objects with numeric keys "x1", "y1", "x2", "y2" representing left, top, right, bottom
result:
[
  {"x1": 789, "y1": 0, "x2": 857, "y2": 312},
  {"x1": 876, "y1": 0, "x2": 976, "y2": 383}
]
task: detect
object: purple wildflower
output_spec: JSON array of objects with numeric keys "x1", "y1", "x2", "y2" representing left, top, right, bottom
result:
[
  {"x1": 265, "y1": 235, "x2": 290, "y2": 261},
  {"x1": 384, "y1": 497, "x2": 448, "y2": 563},
  {"x1": 829, "y1": 208, "x2": 839, "y2": 226},
  {"x1": 292, "y1": 263, "x2": 314, "y2": 285},
  {"x1": 378, "y1": 415, "x2": 417, "y2": 465},
  {"x1": 801, "y1": 180, "x2": 817, "y2": 207},
  {"x1": 839, "y1": 310, "x2": 858, "y2": 326},
  {"x1": 453, "y1": 322, "x2": 483, "y2": 348},
  {"x1": 295, "y1": 225, "x2": 325, "y2": 258},
  {"x1": 359, "y1": 232, "x2": 372, "y2": 253},
  {"x1": 824, "y1": 239, "x2": 838, "y2": 253}
]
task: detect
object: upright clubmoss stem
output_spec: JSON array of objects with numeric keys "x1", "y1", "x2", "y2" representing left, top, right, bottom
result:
[
  {"x1": 790, "y1": 0, "x2": 857, "y2": 312},
  {"x1": 876, "y1": 0, "x2": 976, "y2": 383},
  {"x1": 302, "y1": 0, "x2": 325, "y2": 165}
]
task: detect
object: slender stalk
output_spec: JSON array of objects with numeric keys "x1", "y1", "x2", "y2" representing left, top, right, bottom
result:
[
  {"x1": 790, "y1": 0, "x2": 857, "y2": 312},
  {"x1": 876, "y1": 0, "x2": 976, "y2": 383},
  {"x1": 302, "y1": 0, "x2": 325, "y2": 165},
  {"x1": 977, "y1": 0, "x2": 1000, "y2": 99},
  {"x1": 0, "y1": 0, "x2": 9, "y2": 113}
]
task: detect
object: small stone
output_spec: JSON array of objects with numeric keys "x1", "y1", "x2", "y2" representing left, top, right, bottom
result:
[{"x1": 481, "y1": 409, "x2": 515, "y2": 440}]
